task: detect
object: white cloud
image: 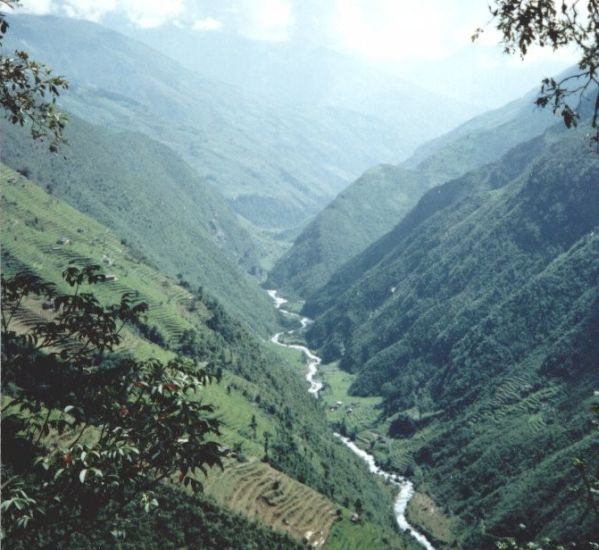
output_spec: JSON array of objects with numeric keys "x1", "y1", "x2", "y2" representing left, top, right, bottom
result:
[
  {"x1": 62, "y1": 0, "x2": 117, "y2": 22},
  {"x1": 17, "y1": 0, "x2": 55, "y2": 15},
  {"x1": 236, "y1": 0, "x2": 295, "y2": 41},
  {"x1": 332, "y1": 0, "x2": 493, "y2": 61},
  {"x1": 120, "y1": 0, "x2": 184, "y2": 28},
  {"x1": 20, "y1": 0, "x2": 184, "y2": 28},
  {"x1": 192, "y1": 16, "x2": 222, "y2": 31}
]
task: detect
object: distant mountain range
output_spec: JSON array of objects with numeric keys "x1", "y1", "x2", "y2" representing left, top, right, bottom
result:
[
  {"x1": 267, "y1": 80, "x2": 558, "y2": 299},
  {"x1": 4, "y1": 14, "x2": 476, "y2": 235},
  {"x1": 116, "y1": 24, "x2": 485, "y2": 142}
]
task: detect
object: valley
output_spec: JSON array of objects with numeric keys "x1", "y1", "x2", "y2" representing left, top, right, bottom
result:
[
  {"x1": 1, "y1": 3, "x2": 598, "y2": 550},
  {"x1": 267, "y1": 289, "x2": 436, "y2": 549}
]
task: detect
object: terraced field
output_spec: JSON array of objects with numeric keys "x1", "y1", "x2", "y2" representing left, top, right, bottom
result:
[
  {"x1": 1, "y1": 166, "x2": 414, "y2": 550},
  {"x1": 204, "y1": 459, "x2": 338, "y2": 547}
]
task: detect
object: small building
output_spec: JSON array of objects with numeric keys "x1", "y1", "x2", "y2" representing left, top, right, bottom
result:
[
  {"x1": 350, "y1": 513, "x2": 360, "y2": 523},
  {"x1": 99, "y1": 274, "x2": 118, "y2": 282}
]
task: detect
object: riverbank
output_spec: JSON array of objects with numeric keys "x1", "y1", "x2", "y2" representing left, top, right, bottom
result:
[{"x1": 267, "y1": 289, "x2": 436, "y2": 550}]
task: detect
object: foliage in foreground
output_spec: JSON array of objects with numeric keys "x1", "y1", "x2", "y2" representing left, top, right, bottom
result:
[
  {"x1": 0, "y1": 0, "x2": 68, "y2": 151},
  {"x1": 1, "y1": 266, "x2": 225, "y2": 547}
]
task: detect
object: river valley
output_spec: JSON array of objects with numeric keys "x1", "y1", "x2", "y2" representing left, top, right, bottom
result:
[{"x1": 267, "y1": 290, "x2": 436, "y2": 550}]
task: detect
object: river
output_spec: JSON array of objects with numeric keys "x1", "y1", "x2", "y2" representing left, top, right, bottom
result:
[{"x1": 267, "y1": 290, "x2": 435, "y2": 550}]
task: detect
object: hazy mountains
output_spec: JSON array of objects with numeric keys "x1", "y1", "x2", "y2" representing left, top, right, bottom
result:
[
  {"x1": 4, "y1": 14, "x2": 473, "y2": 234},
  {"x1": 117, "y1": 24, "x2": 484, "y2": 143},
  {"x1": 267, "y1": 80, "x2": 557, "y2": 299}
]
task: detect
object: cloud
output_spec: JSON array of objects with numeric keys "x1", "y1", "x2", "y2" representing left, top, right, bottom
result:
[
  {"x1": 192, "y1": 16, "x2": 222, "y2": 31},
  {"x1": 331, "y1": 0, "x2": 491, "y2": 61},
  {"x1": 235, "y1": 0, "x2": 295, "y2": 41},
  {"x1": 19, "y1": 0, "x2": 184, "y2": 28},
  {"x1": 120, "y1": 0, "x2": 184, "y2": 28},
  {"x1": 16, "y1": 0, "x2": 54, "y2": 15},
  {"x1": 61, "y1": 0, "x2": 117, "y2": 22}
]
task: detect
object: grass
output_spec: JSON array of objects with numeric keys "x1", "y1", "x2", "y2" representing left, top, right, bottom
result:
[
  {"x1": 319, "y1": 361, "x2": 383, "y2": 434},
  {"x1": 405, "y1": 492, "x2": 456, "y2": 547},
  {"x1": 2, "y1": 165, "x2": 416, "y2": 548}
]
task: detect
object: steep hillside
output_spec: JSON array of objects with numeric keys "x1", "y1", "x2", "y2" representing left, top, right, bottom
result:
[
  {"x1": 267, "y1": 83, "x2": 559, "y2": 299},
  {"x1": 0, "y1": 115, "x2": 278, "y2": 335},
  {"x1": 0, "y1": 165, "x2": 415, "y2": 549},
  {"x1": 118, "y1": 24, "x2": 481, "y2": 144},
  {"x1": 304, "y1": 129, "x2": 599, "y2": 546},
  {"x1": 267, "y1": 166, "x2": 432, "y2": 298},
  {"x1": 4, "y1": 14, "x2": 425, "y2": 232}
]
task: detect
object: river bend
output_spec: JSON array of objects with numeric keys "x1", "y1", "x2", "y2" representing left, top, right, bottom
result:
[{"x1": 267, "y1": 290, "x2": 435, "y2": 550}]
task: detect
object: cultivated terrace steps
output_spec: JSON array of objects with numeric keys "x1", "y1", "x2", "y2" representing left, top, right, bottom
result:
[{"x1": 203, "y1": 457, "x2": 338, "y2": 548}]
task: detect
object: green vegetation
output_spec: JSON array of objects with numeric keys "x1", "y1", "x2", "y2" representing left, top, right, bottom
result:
[
  {"x1": 304, "y1": 127, "x2": 599, "y2": 547},
  {"x1": 268, "y1": 78, "x2": 563, "y2": 301},
  {"x1": 1, "y1": 266, "x2": 224, "y2": 547},
  {"x1": 0, "y1": 114, "x2": 279, "y2": 335},
  {"x1": 0, "y1": 166, "x2": 412, "y2": 548},
  {"x1": 0, "y1": 1, "x2": 68, "y2": 151}
]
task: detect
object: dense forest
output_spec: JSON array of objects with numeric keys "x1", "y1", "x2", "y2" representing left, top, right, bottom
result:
[{"x1": 1, "y1": 1, "x2": 598, "y2": 549}]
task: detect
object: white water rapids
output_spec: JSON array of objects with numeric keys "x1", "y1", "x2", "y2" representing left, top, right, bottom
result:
[{"x1": 267, "y1": 289, "x2": 435, "y2": 550}]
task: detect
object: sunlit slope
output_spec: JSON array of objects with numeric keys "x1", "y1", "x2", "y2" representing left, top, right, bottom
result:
[
  {"x1": 6, "y1": 14, "x2": 421, "y2": 231},
  {"x1": 267, "y1": 82, "x2": 561, "y2": 300},
  {"x1": 0, "y1": 165, "x2": 413, "y2": 550},
  {"x1": 304, "y1": 129, "x2": 599, "y2": 546},
  {"x1": 267, "y1": 166, "x2": 433, "y2": 299},
  {"x1": 0, "y1": 115, "x2": 281, "y2": 335}
]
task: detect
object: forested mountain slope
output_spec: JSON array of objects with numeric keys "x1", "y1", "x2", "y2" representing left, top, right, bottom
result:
[
  {"x1": 267, "y1": 166, "x2": 433, "y2": 299},
  {"x1": 120, "y1": 24, "x2": 481, "y2": 145},
  {"x1": 267, "y1": 82, "x2": 558, "y2": 299},
  {"x1": 4, "y1": 14, "x2": 427, "y2": 232},
  {"x1": 0, "y1": 115, "x2": 279, "y2": 335},
  {"x1": 0, "y1": 165, "x2": 415, "y2": 550},
  {"x1": 304, "y1": 128, "x2": 599, "y2": 546}
]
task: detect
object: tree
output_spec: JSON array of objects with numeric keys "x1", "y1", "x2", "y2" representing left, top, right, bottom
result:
[
  {"x1": 475, "y1": 0, "x2": 599, "y2": 148},
  {"x1": 0, "y1": 0, "x2": 68, "y2": 151},
  {"x1": 0, "y1": 267, "x2": 225, "y2": 547}
]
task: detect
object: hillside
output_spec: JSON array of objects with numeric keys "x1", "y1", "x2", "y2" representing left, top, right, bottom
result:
[
  {"x1": 303, "y1": 128, "x2": 599, "y2": 546},
  {"x1": 118, "y1": 24, "x2": 482, "y2": 144},
  {"x1": 0, "y1": 164, "x2": 416, "y2": 549},
  {"x1": 267, "y1": 166, "x2": 432, "y2": 299},
  {"x1": 0, "y1": 114, "x2": 279, "y2": 336},
  {"x1": 4, "y1": 14, "x2": 433, "y2": 233},
  {"x1": 267, "y1": 82, "x2": 559, "y2": 299}
]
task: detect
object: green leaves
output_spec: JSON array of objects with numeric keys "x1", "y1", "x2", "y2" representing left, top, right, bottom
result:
[
  {"x1": 477, "y1": 0, "x2": 599, "y2": 150},
  {"x1": 1, "y1": 270, "x2": 224, "y2": 546},
  {"x1": 0, "y1": 2, "x2": 68, "y2": 151}
]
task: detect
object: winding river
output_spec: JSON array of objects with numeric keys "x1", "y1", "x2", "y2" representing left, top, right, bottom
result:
[{"x1": 267, "y1": 289, "x2": 435, "y2": 550}]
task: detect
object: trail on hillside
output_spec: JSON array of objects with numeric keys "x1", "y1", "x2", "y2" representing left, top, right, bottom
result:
[{"x1": 267, "y1": 289, "x2": 435, "y2": 550}]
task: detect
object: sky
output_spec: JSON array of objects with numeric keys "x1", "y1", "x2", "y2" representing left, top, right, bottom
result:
[
  {"x1": 17, "y1": 0, "x2": 576, "y2": 106},
  {"x1": 16, "y1": 0, "x2": 575, "y2": 59}
]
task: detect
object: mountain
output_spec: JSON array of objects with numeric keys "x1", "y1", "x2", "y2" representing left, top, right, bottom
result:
[
  {"x1": 116, "y1": 24, "x2": 484, "y2": 145},
  {"x1": 4, "y1": 14, "x2": 438, "y2": 233},
  {"x1": 0, "y1": 164, "x2": 415, "y2": 550},
  {"x1": 267, "y1": 82, "x2": 558, "y2": 299},
  {"x1": 303, "y1": 127, "x2": 599, "y2": 546},
  {"x1": 0, "y1": 114, "x2": 280, "y2": 335},
  {"x1": 267, "y1": 166, "x2": 433, "y2": 299}
]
